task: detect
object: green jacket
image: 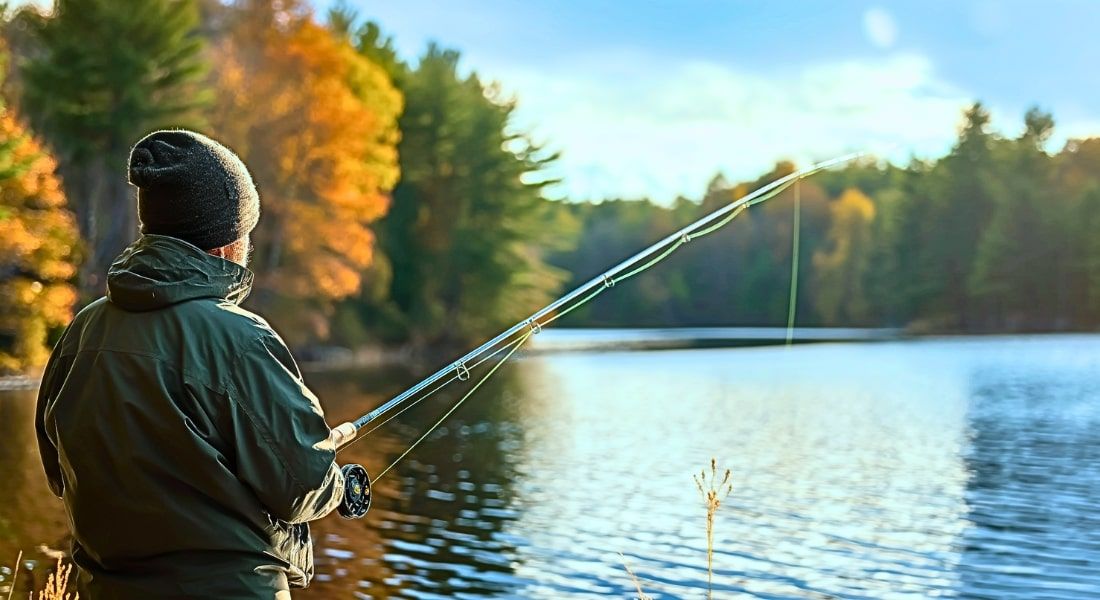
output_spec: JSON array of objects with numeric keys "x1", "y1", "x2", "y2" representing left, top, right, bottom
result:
[{"x1": 35, "y1": 235, "x2": 345, "y2": 599}]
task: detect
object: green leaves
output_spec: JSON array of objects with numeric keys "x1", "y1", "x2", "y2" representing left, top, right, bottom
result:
[
  {"x1": 357, "y1": 43, "x2": 572, "y2": 346},
  {"x1": 22, "y1": 0, "x2": 209, "y2": 161},
  {"x1": 19, "y1": 0, "x2": 211, "y2": 292}
]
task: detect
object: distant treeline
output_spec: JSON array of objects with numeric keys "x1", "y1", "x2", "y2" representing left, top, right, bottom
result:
[
  {"x1": 548, "y1": 106, "x2": 1100, "y2": 333},
  {"x1": 0, "y1": 0, "x2": 1097, "y2": 374}
]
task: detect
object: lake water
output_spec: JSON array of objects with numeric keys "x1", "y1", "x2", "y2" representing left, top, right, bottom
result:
[{"x1": 2, "y1": 335, "x2": 1099, "y2": 598}]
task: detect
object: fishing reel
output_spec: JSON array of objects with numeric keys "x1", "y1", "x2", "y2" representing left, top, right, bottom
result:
[{"x1": 337, "y1": 464, "x2": 372, "y2": 519}]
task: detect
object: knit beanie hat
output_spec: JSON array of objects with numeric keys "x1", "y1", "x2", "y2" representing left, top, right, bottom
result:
[{"x1": 128, "y1": 129, "x2": 259, "y2": 250}]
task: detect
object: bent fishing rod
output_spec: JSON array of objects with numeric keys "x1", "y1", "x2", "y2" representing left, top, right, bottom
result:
[{"x1": 331, "y1": 152, "x2": 862, "y2": 520}]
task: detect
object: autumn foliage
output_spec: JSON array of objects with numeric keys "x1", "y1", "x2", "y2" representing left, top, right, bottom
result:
[
  {"x1": 4, "y1": 2, "x2": 1100, "y2": 375},
  {"x1": 209, "y1": 2, "x2": 401, "y2": 341},
  {"x1": 813, "y1": 188, "x2": 876, "y2": 324},
  {"x1": 0, "y1": 110, "x2": 79, "y2": 373}
]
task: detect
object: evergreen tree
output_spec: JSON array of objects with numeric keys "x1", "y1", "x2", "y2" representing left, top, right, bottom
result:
[
  {"x1": 325, "y1": 4, "x2": 403, "y2": 83},
  {"x1": 1075, "y1": 184, "x2": 1100, "y2": 323},
  {"x1": 970, "y1": 108, "x2": 1055, "y2": 329},
  {"x1": 918, "y1": 102, "x2": 1000, "y2": 327},
  {"x1": 367, "y1": 44, "x2": 572, "y2": 346},
  {"x1": 1056, "y1": 138, "x2": 1100, "y2": 325},
  {"x1": 20, "y1": 0, "x2": 210, "y2": 294}
]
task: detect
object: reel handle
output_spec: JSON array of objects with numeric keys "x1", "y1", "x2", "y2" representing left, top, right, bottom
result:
[{"x1": 337, "y1": 464, "x2": 372, "y2": 519}]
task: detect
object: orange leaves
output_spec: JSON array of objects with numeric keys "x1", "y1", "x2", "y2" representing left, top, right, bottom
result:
[
  {"x1": 0, "y1": 110, "x2": 80, "y2": 372},
  {"x1": 209, "y1": 4, "x2": 401, "y2": 341}
]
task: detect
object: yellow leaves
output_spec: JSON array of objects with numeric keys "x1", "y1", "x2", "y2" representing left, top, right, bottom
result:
[
  {"x1": 814, "y1": 188, "x2": 875, "y2": 274},
  {"x1": 39, "y1": 283, "x2": 78, "y2": 326},
  {"x1": 0, "y1": 107, "x2": 80, "y2": 373},
  {"x1": 1, "y1": 279, "x2": 74, "y2": 326},
  {"x1": 813, "y1": 187, "x2": 877, "y2": 325},
  {"x1": 833, "y1": 187, "x2": 876, "y2": 222}
]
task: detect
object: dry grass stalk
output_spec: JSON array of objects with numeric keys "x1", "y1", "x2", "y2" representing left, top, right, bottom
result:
[
  {"x1": 694, "y1": 458, "x2": 732, "y2": 600},
  {"x1": 5, "y1": 551, "x2": 21, "y2": 600},
  {"x1": 618, "y1": 553, "x2": 653, "y2": 600},
  {"x1": 4, "y1": 554, "x2": 77, "y2": 600},
  {"x1": 37, "y1": 558, "x2": 77, "y2": 600}
]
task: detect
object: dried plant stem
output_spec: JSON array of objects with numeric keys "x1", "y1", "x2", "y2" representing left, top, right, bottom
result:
[
  {"x1": 694, "y1": 458, "x2": 732, "y2": 600},
  {"x1": 618, "y1": 553, "x2": 653, "y2": 600},
  {"x1": 6, "y1": 551, "x2": 21, "y2": 600}
]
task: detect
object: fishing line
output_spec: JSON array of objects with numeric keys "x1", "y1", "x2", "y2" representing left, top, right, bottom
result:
[
  {"x1": 786, "y1": 180, "x2": 801, "y2": 347},
  {"x1": 328, "y1": 154, "x2": 860, "y2": 518},
  {"x1": 371, "y1": 330, "x2": 533, "y2": 481},
  {"x1": 342, "y1": 334, "x2": 529, "y2": 445},
  {"x1": 334, "y1": 153, "x2": 861, "y2": 456}
]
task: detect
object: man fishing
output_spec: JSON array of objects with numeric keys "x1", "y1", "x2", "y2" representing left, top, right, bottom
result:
[{"x1": 35, "y1": 130, "x2": 356, "y2": 599}]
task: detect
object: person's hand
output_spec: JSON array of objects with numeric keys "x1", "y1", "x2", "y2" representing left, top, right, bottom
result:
[{"x1": 328, "y1": 422, "x2": 357, "y2": 449}]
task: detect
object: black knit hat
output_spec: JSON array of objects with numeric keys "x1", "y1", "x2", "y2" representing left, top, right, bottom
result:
[{"x1": 128, "y1": 129, "x2": 259, "y2": 250}]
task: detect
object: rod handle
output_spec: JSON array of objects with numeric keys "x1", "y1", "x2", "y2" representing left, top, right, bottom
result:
[{"x1": 331, "y1": 421, "x2": 358, "y2": 450}]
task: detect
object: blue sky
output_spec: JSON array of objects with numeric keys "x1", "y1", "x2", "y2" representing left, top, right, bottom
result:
[{"x1": 317, "y1": 1, "x2": 1100, "y2": 202}]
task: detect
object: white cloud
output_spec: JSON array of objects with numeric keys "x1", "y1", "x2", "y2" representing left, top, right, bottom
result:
[
  {"x1": 487, "y1": 53, "x2": 972, "y2": 202},
  {"x1": 863, "y1": 8, "x2": 899, "y2": 49}
]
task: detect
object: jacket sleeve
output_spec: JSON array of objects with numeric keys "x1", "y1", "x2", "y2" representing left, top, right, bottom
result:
[
  {"x1": 226, "y1": 330, "x2": 344, "y2": 524},
  {"x1": 35, "y1": 333, "x2": 68, "y2": 499}
]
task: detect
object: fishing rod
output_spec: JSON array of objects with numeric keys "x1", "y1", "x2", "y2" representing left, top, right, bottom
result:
[{"x1": 331, "y1": 152, "x2": 862, "y2": 519}]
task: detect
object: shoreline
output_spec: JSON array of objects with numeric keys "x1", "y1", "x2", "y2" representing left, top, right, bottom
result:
[
  {"x1": 0, "y1": 374, "x2": 41, "y2": 391},
  {"x1": 6, "y1": 328, "x2": 1100, "y2": 389}
]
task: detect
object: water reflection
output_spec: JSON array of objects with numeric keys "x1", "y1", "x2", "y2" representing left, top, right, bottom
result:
[
  {"x1": 303, "y1": 366, "x2": 531, "y2": 598},
  {"x1": 495, "y1": 344, "x2": 973, "y2": 598},
  {"x1": 959, "y1": 338, "x2": 1100, "y2": 599},
  {"x1": 2, "y1": 336, "x2": 1100, "y2": 598},
  {"x1": 0, "y1": 388, "x2": 69, "y2": 595}
]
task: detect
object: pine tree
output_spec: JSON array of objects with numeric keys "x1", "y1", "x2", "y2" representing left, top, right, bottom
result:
[
  {"x1": 20, "y1": 0, "x2": 210, "y2": 294},
  {"x1": 969, "y1": 108, "x2": 1056, "y2": 329},
  {"x1": 918, "y1": 102, "x2": 1000, "y2": 328},
  {"x1": 367, "y1": 43, "x2": 572, "y2": 346}
]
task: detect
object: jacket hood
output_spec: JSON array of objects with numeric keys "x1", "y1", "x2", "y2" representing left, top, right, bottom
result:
[{"x1": 107, "y1": 235, "x2": 254, "y2": 311}]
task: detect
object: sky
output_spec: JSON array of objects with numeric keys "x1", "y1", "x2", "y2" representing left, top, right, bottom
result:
[{"x1": 317, "y1": 1, "x2": 1098, "y2": 203}]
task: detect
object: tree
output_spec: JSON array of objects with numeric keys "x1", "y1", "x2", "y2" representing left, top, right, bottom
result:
[
  {"x1": 969, "y1": 108, "x2": 1055, "y2": 329},
  {"x1": 547, "y1": 197, "x2": 686, "y2": 327},
  {"x1": 545, "y1": 164, "x2": 832, "y2": 329},
  {"x1": 209, "y1": 0, "x2": 401, "y2": 344},
  {"x1": 0, "y1": 101, "x2": 80, "y2": 373},
  {"x1": 918, "y1": 103, "x2": 1000, "y2": 327},
  {"x1": 1075, "y1": 184, "x2": 1100, "y2": 323},
  {"x1": 20, "y1": 0, "x2": 210, "y2": 294},
  {"x1": 813, "y1": 188, "x2": 876, "y2": 324},
  {"x1": 1056, "y1": 138, "x2": 1100, "y2": 325},
  {"x1": 365, "y1": 44, "x2": 572, "y2": 346},
  {"x1": 860, "y1": 169, "x2": 920, "y2": 325},
  {"x1": 325, "y1": 4, "x2": 402, "y2": 82}
]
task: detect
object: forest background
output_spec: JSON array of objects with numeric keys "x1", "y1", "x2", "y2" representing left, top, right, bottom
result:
[{"x1": 2, "y1": 0, "x2": 1099, "y2": 374}]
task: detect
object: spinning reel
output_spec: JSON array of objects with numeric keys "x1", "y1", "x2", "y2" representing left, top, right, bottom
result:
[{"x1": 337, "y1": 464, "x2": 372, "y2": 519}]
